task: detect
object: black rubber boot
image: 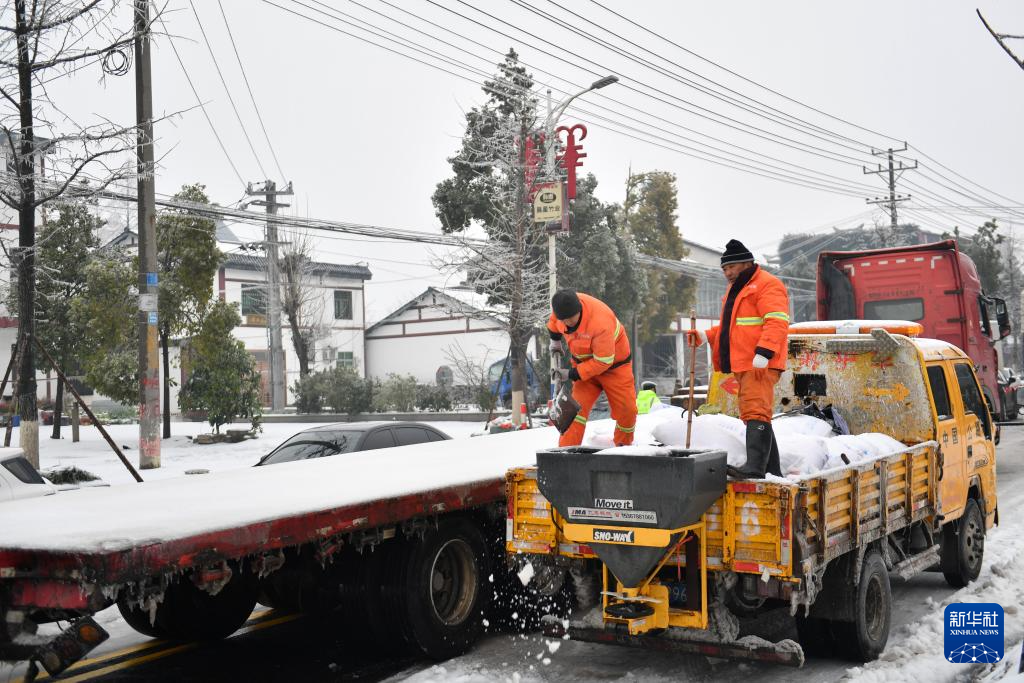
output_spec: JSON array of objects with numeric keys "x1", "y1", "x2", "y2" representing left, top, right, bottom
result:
[
  {"x1": 765, "y1": 422, "x2": 782, "y2": 477},
  {"x1": 728, "y1": 420, "x2": 777, "y2": 479}
]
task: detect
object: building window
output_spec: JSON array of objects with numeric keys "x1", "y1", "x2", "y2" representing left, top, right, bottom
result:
[
  {"x1": 241, "y1": 284, "x2": 267, "y2": 316},
  {"x1": 337, "y1": 351, "x2": 354, "y2": 369},
  {"x1": 334, "y1": 290, "x2": 353, "y2": 320}
]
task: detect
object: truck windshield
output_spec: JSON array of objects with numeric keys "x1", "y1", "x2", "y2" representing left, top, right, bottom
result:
[
  {"x1": 261, "y1": 430, "x2": 361, "y2": 464},
  {"x1": 863, "y1": 298, "x2": 924, "y2": 321}
]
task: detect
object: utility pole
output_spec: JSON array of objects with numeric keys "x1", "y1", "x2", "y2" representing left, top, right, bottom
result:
[
  {"x1": 134, "y1": 0, "x2": 160, "y2": 469},
  {"x1": 246, "y1": 180, "x2": 292, "y2": 412},
  {"x1": 864, "y1": 145, "x2": 917, "y2": 239}
]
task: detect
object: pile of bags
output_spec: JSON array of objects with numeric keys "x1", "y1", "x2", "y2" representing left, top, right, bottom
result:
[{"x1": 584, "y1": 407, "x2": 906, "y2": 478}]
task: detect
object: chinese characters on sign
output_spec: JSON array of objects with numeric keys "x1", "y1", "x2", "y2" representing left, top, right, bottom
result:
[
  {"x1": 533, "y1": 182, "x2": 563, "y2": 227},
  {"x1": 944, "y1": 603, "x2": 1004, "y2": 664},
  {"x1": 556, "y1": 123, "x2": 587, "y2": 200}
]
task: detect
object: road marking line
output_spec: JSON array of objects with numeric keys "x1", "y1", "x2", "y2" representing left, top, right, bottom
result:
[
  {"x1": 14, "y1": 608, "x2": 282, "y2": 682},
  {"x1": 56, "y1": 643, "x2": 198, "y2": 683}
]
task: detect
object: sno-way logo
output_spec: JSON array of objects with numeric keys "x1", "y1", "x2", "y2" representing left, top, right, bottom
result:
[
  {"x1": 944, "y1": 603, "x2": 1004, "y2": 663},
  {"x1": 568, "y1": 507, "x2": 657, "y2": 524},
  {"x1": 592, "y1": 528, "x2": 635, "y2": 544}
]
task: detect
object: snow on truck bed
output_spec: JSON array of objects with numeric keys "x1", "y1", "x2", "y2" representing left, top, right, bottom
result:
[
  {"x1": 0, "y1": 409, "x2": 912, "y2": 554},
  {"x1": 0, "y1": 426, "x2": 558, "y2": 554}
]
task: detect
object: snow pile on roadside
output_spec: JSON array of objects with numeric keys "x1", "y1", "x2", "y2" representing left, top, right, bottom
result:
[
  {"x1": 844, "y1": 513, "x2": 1024, "y2": 683},
  {"x1": 586, "y1": 407, "x2": 908, "y2": 477}
]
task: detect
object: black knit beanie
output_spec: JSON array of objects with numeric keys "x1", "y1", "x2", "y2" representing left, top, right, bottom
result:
[
  {"x1": 721, "y1": 239, "x2": 754, "y2": 266},
  {"x1": 551, "y1": 290, "x2": 582, "y2": 320}
]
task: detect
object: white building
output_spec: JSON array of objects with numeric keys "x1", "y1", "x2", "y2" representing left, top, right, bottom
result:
[
  {"x1": 365, "y1": 286, "x2": 511, "y2": 386},
  {"x1": 218, "y1": 253, "x2": 372, "y2": 406}
]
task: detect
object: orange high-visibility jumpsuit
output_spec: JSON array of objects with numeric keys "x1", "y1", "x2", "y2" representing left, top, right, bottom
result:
[
  {"x1": 705, "y1": 266, "x2": 790, "y2": 422},
  {"x1": 548, "y1": 293, "x2": 637, "y2": 446}
]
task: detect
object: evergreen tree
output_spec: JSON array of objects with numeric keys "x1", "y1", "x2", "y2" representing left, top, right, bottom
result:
[
  {"x1": 156, "y1": 184, "x2": 223, "y2": 437},
  {"x1": 557, "y1": 174, "x2": 647, "y2": 320},
  {"x1": 622, "y1": 171, "x2": 695, "y2": 343},
  {"x1": 24, "y1": 204, "x2": 100, "y2": 438},
  {"x1": 178, "y1": 300, "x2": 262, "y2": 433},
  {"x1": 432, "y1": 50, "x2": 545, "y2": 416},
  {"x1": 947, "y1": 222, "x2": 1004, "y2": 294},
  {"x1": 72, "y1": 255, "x2": 138, "y2": 405}
]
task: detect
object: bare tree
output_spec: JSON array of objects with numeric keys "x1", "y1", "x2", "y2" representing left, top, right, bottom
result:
[
  {"x1": 278, "y1": 229, "x2": 329, "y2": 379},
  {"x1": 978, "y1": 10, "x2": 1024, "y2": 72},
  {"x1": 443, "y1": 341, "x2": 497, "y2": 412},
  {"x1": 0, "y1": 1, "x2": 145, "y2": 465}
]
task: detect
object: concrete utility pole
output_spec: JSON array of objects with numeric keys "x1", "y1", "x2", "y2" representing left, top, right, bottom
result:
[
  {"x1": 864, "y1": 145, "x2": 917, "y2": 235},
  {"x1": 134, "y1": 0, "x2": 160, "y2": 468},
  {"x1": 246, "y1": 180, "x2": 292, "y2": 411}
]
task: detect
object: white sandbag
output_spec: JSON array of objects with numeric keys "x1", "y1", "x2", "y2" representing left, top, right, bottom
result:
[
  {"x1": 857, "y1": 432, "x2": 906, "y2": 456},
  {"x1": 772, "y1": 414, "x2": 835, "y2": 438},
  {"x1": 652, "y1": 413, "x2": 748, "y2": 467},
  {"x1": 776, "y1": 433, "x2": 830, "y2": 476}
]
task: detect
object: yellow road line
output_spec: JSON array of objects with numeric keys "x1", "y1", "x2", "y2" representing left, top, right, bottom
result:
[
  {"x1": 13, "y1": 608, "x2": 283, "y2": 683},
  {"x1": 54, "y1": 614, "x2": 302, "y2": 683},
  {"x1": 57, "y1": 643, "x2": 199, "y2": 683}
]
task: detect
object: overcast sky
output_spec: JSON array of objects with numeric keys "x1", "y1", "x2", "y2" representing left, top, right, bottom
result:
[{"x1": 39, "y1": 1, "x2": 1024, "y2": 321}]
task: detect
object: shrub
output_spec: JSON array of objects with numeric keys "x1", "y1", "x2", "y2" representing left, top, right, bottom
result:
[
  {"x1": 323, "y1": 366, "x2": 374, "y2": 414},
  {"x1": 372, "y1": 373, "x2": 418, "y2": 412},
  {"x1": 292, "y1": 373, "x2": 327, "y2": 414},
  {"x1": 416, "y1": 383, "x2": 452, "y2": 412}
]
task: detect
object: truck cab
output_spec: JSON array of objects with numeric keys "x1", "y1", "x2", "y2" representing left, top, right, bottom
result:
[{"x1": 817, "y1": 240, "x2": 1012, "y2": 419}]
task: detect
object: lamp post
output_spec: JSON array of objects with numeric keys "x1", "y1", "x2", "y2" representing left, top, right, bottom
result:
[{"x1": 543, "y1": 76, "x2": 618, "y2": 300}]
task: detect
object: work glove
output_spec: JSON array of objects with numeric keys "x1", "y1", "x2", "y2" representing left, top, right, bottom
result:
[
  {"x1": 548, "y1": 339, "x2": 564, "y2": 357},
  {"x1": 551, "y1": 367, "x2": 580, "y2": 383},
  {"x1": 752, "y1": 353, "x2": 770, "y2": 369},
  {"x1": 686, "y1": 329, "x2": 707, "y2": 348}
]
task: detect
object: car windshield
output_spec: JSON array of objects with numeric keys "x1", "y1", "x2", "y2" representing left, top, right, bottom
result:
[{"x1": 260, "y1": 430, "x2": 362, "y2": 465}]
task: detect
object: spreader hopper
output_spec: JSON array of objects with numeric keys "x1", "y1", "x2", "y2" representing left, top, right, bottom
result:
[{"x1": 536, "y1": 447, "x2": 726, "y2": 588}]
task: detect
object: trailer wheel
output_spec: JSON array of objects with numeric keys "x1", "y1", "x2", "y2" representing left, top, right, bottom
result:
[
  {"x1": 116, "y1": 598, "x2": 168, "y2": 639},
  {"x1": 835, "y1": 550, "x2": 891, "y2": 662},
  {"x1": 941, "y1": 498, "x2": 985, "y2": 588},
  {"x1": 156, "y1": 568, "x2": 258, "y2": 642},
  {"x1": 402, "y1": 518, "x2": 491, "y2": 660}
]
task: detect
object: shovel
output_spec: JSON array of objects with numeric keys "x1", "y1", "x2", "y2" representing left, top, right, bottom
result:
[
  {"x1": 549, "y1": 381, "x2": 581, "y2": 434},
  {"x1": 549, "y1": 341, "x2": 581, "y2": 434}
]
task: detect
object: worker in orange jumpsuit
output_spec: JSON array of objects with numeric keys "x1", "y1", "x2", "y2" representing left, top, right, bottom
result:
[
  {"x1": 548, "y1": 290, "x2": 637, "y2": 447},
  {"x1": 688, "y1": 240, "x2": 790, "y2": 478}
]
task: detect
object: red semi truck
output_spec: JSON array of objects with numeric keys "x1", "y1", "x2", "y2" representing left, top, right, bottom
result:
[{"x1": 817, "y1": 239, "x2": 1013, "y2": 419}]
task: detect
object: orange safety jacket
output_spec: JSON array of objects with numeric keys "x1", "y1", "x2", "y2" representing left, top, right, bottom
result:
[
  {"x1": 547, "y1": 293, "x2": 631, "y2": 382},
  {"x1": 706, "y1": 266, "x2": 790, "y2": 373}
]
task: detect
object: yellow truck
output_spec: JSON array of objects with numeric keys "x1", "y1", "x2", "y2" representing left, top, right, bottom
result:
[{"x1": 505, "y1": 324, "x2": 998, "y2": 666}]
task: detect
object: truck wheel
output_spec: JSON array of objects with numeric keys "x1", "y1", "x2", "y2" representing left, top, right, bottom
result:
[
  {"x1": 156, "y1": 569, "x2": 258, "y2": 642},
  {"x1": 941, "y1": 498, "x2": 985, "y2": 588},
  {"x1": 116, "y1": 598, "x2": 168, "y2": 639},
  {"x1": 835, "y1": 551, "x2": 891, "y2": 662},
  {"x1": 401, "y1": 518, "x2": 491, "y2": 660}
]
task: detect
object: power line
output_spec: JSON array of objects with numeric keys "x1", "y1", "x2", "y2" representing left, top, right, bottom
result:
[
  {"x1": 157, "y1": 15, "x2": 246, "y2": 189},
  {"x1": 189, "y1": 0, "x2": 268, "y2": 178},
  {"x1": 584, "y1": 0, "x2": 905, "y2": 148},
  {"x1": 514, "y1": 0, "x2": 882, "y2": 163},
  {"x1": 274, "y1": 1, "x2": 877, "y2": 198},
  {"x1": 216, "y1": 0, "x2": 288, "y2": 181}
]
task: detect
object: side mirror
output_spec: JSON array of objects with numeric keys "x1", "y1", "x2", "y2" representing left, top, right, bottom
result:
[{"x1": 995, "y1": 298, "x2": 1012, "y2": 340}]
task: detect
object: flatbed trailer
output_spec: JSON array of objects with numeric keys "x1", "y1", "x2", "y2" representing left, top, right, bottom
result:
[{"x1": 0, "y1": 427, "x2": 559, "y2": 677}]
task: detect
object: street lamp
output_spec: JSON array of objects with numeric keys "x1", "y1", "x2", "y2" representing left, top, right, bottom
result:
[{"x1": 543, "y1": 75, "x2": 619, "y2": 302}]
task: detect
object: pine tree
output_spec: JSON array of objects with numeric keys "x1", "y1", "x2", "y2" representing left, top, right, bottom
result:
[{"x1": 622, "y1": 171, "x2": 695, "y2": 343}]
